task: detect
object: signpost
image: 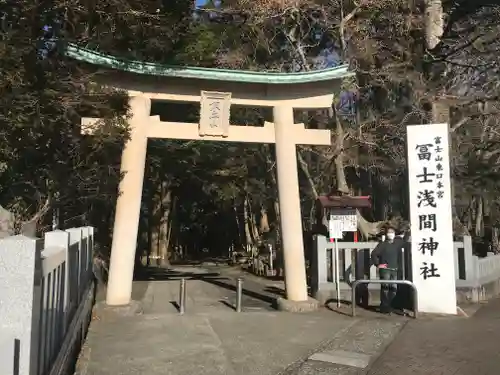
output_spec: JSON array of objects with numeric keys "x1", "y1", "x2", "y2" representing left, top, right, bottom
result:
[
  {"x1": 329, "y1": 208, "x2": 357, "y2": 232},
  {"x1": 328, "y1": 209, "x2": 357, "y2": 307},
  {"x1": 407, "y1": 123, "x2": 456, "y2": 315}
]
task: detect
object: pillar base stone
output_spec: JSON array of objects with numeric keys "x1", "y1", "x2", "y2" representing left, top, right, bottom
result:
[
  {"x1": 275, "y1": 297, "x2": 319, "y2": 313},
  {"x1": 94, "y1": 300, "x2": 143, "y2": 319}
]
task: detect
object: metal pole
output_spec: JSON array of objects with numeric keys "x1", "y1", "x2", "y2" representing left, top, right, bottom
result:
[
  {"x1": 334, "y1": 239, "x2": 340, "y2": 307},
  {"x1": 268, "y1": 244, "x2": 274, "y2": 276},
  {"x1": 401, "y1": 247, "x2": 408, "y2": 317},
  {"x1": 401, "y1": 247, "x2": 406, "y2": 280},
  {"x1": 179, "y1": 278, "x2": 186, "y2": 315},
  {"x1": 352, "y1": 281, "x2": 358, "y2": 317},
  {"x1": 236, "y1": 278, "x2": 243, "y2": 312}
]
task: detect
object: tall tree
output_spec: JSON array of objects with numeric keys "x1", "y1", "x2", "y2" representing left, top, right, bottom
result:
[
  {"x1": 0, "y1": 0, "x2": 216, "y2": 241},
  {"x1": 0, "y1": 1, "x2": 128, "y2": 237}
]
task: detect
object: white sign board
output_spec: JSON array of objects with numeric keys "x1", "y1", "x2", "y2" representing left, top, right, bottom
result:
[
  {"x1": 328, "y1": 220, "x2": 343, "y2": 239},
  {"x1": 407, "y1": 123, "x2": 456, "y2": 315},
  {"x1": 329, "y1": 209, "x2": 357, "y2": 232},
  {"x1": 199, "y1": 91, "x2": 231, "y2": 137}
]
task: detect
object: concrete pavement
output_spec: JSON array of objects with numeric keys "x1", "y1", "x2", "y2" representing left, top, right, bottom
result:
[
  {"x1": 81, "y1": 265, "x2": 500, "y2": 375},
  {"x1": 76, "y1": 266, "x2": 406, "y2": 375},
  {"x1": 365, "y1": 298, "x2": 500, "y2": 375},
  {"x1": 77, "y1": 310, "x2": 405, "y2": 375},
  {"x1": 280, "y1": 317, "x2": 406, "y2": 375}
]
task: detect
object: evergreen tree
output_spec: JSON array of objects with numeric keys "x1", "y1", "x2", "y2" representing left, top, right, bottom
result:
[{"x1": 0, "y1": 0, "x2": 218, "y2": 240}]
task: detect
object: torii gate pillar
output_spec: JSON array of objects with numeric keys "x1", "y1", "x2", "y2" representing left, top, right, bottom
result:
[
  {"x1": 105, "y1": 96, "x2": 150, "y2": 306},
  {"x1": 273, "y1": 105, "x2": 308, "y2": 301}
]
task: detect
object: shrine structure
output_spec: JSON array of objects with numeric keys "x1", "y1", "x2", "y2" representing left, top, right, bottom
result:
[{"x1": 66, "y1": 44, "x2": 354, "y2": 310}]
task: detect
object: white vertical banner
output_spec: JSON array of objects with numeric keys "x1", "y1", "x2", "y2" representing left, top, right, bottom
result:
[{"x1": 407, "y1": 123, "x2": 457, "y2": 314}]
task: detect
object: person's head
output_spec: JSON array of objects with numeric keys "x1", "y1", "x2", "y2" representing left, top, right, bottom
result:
[
  {"x1": 386, "y1": 226, "x2": 396, "y2": 241},
  {"x1": 378, "y1": 231, "x2": 386, "y2": 242}
]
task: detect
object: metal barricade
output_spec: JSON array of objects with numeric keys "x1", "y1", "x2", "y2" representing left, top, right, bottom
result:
[{"x1": 351, "y1": 279, "x2": 418, "y2": 319}]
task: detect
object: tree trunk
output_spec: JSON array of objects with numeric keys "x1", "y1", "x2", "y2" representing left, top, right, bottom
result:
[
  {"x1": 273, "y1": 198, "x2": 281, "y2": 243},
  {"x1": 425, "y1": 1, "x2": 472, "y2": 238},
  {"x1": 243, "y1": 195, "x2": 253, "y2": 252},
  {"x1": 475, "y1": 196, "x2": 483, "y2": 237},
  {"x1": 261, "y1": 144, "x2": 282, "y2": 238},
  {"x1": 333, "y1": 109, "x2": 350, "y2": 194},
  {"x1": 492, "y1": 227, "x2": 500, "y2": 253},
  {"x1": 466, "y1": 197, "x2": 475, "y2": 232},
  {"x1": 259, "y1": 206, "x2": 270, "y2": 233},
  {"x1": 424, "y1": 0, "x2": 444, "y2": 49},
  {"x1": 150, "y1": 221, "x2": 160, "y2": 266},
  {"x1": 233, "y1": 197, "x2": 242, "y2": 247},
  {"x1": 149, "y1": 178, "x2": 175, "y2": 267},
  {"x1": 249, "y1": 200, "x2": 260, "y2": 243},
  {"x1": 432, "y1": 102, "x2": 470, "y2": 236},
  {"x1": 158, "y1": 183, "x2": 173, "y2": 268}
]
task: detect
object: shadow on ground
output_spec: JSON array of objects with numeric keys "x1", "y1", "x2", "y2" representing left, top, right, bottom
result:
[
  {"x1": 133, "y1": 265, "x2": 285, "y2": 310},
  {"x1": 134, "y1": 266, "x2": 220, "y2": 281}
]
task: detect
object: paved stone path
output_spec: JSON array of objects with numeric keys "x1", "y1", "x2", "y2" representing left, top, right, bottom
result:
[
  {"x1": 137, "y1": 265, "x2": 281, "y2": 314},
  {"x1": 280, "y1": 317, "x2": 406, "y2": 375},
  {"x1": 79, "y1": 310, "x2": 406, "y2": 375},
  {"x1": 213, "y1": 267, "x2": 500, "y2": 375},
  {"x1": 88, "y1": 265, "x2": 500, "y2": 375},
  {"x1": 365, "y1": 298, "x2": 500, "y2": 375},
  {"x1": 79, "y1": 265, "x2": 405, "y2": 375}
]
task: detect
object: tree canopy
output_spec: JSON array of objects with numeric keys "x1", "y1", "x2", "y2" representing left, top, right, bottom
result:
[{"x1": 1, "y1": 0, "x2": 499, "y2": 258}]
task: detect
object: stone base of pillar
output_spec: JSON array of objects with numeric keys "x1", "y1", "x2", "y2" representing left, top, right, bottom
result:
[
  {"x1": 94, "y1": 300, "x2": 144, "y2": 319},
  {"x1": 275, "y1": 297, "x2": 320, "y2": 313}
]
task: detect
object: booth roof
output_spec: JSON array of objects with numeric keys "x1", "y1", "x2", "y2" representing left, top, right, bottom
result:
[{"x1": 316, "y1": 195, "x2": 372, "y2": 209}]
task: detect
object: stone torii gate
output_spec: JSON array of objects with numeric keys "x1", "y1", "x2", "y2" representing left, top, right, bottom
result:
[{"x1": 67, "y1": 45, "x2": 354, "y2": 310}]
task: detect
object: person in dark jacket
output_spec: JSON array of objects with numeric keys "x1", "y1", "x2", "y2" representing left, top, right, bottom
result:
[{"x1": 371, "y1": 226, "x2": 405, "y2": 314}]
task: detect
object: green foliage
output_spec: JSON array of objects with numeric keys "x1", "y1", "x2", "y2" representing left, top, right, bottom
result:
[
  {"x1": 0, "y1": 1, "x2": 129, "y2": 227},
  {"x1": 0, "y1": 0, "x2": 227, "y2": 240},
  {"x1": 171, "y1": 22, "x2": 221, "y2": 66},
  {"x1": 3, "y1": 0, "x2": 499, "y2": 252}
]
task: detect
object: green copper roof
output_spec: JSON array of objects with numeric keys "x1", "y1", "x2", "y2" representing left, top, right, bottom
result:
[{"x1": 66, "y1": 44, "x2": 353, "y2": 85}]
